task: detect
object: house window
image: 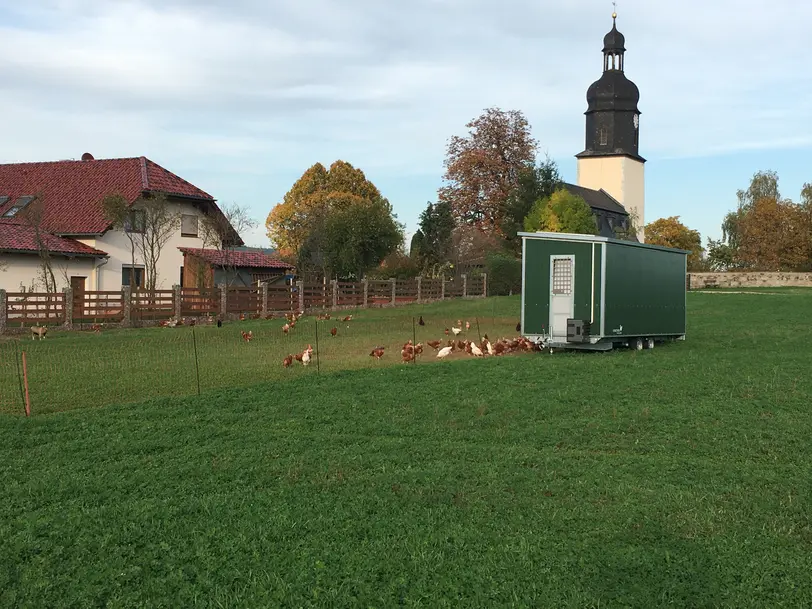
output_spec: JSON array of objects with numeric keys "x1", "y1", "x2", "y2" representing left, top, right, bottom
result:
[
  {"x1": 121, "y1": 266, "x2": 145, "y2": 287},
  {"x1": 124, "y1": 209, "x2": 145, "y2": 233},
  {"x1": 181, "y1": 214, "x2": 199, "y2": 237},
  {"x1": 3, "y1": 195, "x2": 35, "y2": 217},
  {"x1": 599, "y1": 128, "x2": 608, "y2": 146}
]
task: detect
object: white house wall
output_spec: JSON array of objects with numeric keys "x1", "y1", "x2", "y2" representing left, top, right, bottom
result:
[
  {"x1": 78, "y1": 201, "x2": 210, "y2": 291},
  {"x1": 0, "y1": 253, "x2": 96, "y2": 293}
]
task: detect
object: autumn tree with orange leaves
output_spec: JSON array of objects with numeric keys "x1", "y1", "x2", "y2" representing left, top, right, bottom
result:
[
  {"x1": 736, "y1": 197, "x2": 812, "y2": 271},
  {"x1": 266, "y1": 160, "x2": 384, "y2": 258},
  {"x1": 438, "y1": 107, "x2": 538, "y2": 237},
  {"x1": 644, "y1": 216, "x2": 704, "y2": 270}
]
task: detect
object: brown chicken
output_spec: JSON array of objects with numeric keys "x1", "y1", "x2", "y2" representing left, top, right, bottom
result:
[
  {"x1": 369, "y1": 347, "x2": 385, "y2": 360},
  {"x1": 282, "y1": 323, "x2": 290, "y2": 334},
  {"x1": 427, "y1": 340, "x2": 442, "y2": 350},
  {"x1": 342, "y1": 315, "x2": 353, "y2": 322},
  {"x1": 282, "y1": 354, "x2": 294, "y2": 368},
  {"x1": 241, "y1": 330, "x2": 253, "y2": 342},
  {"x1": 330, "y1": 327, "x2": 338, "y2": 336}
]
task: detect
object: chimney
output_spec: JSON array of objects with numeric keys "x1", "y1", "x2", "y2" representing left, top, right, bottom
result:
[{"x1": 81, "y1": 152, "x2": 94, "y2": 161}]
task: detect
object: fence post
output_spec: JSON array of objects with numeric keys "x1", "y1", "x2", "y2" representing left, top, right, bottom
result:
[
  {"x1": 481, "y1": 273, "x2": 488, "y2": 297},
  {"x1": 173, "y1": 284, "x2": 182, "y2": 320},
  {"x1": 416, "y1": 276, "x2": 422, "y2": 304},
  {"x1": 297, "y1": 280, "x2": 305, "y2": 312},
  {"x1": 362, "y1": 279, "x2": 369, "y2": 308},
  {"x1": 63, "y1": 287, "x2": 73, "y2": 329},
  {"x1": 261, "y1": 282, "x2": 269, "y2": 317},
  {"x1": 331, "y1": 279, "x2": 338, "y2": 309},
  {"x1": 441, "y1": 277, "x2": 446, "y2": 300},
  {"x1": 122, "y1": 286, "x2": 132, "y2": 327},
  {"x1": 461, "y1": 274, "x2": 467, "y2": 298},
  {"x1": 0, "y1": 289, "x2": 6, "y2": 334},
  {"x1": 219, "y1": 283, "x2": 227, "y2": 319},
  {"x1": 390, "y1": 278, "x2": 397, "y2": 306}
]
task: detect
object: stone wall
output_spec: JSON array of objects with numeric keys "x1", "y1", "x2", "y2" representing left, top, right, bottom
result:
[{"x1": 688, "y1": 272, "x2": 812, "y2": 289}]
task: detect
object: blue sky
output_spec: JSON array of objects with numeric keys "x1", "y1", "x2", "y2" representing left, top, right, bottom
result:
[{"x1": 1, "y1": 0, "x2": 810, "y2": 249}]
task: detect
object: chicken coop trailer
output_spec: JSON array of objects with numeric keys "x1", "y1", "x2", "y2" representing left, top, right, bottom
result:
[{"x1": 519, "y1": 231, "x2": 688, "y2": 351}]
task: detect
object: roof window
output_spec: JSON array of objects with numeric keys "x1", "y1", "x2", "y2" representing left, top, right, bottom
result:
[{"x1": 2, "y1": 195, "x2": 35, "y2": 217}]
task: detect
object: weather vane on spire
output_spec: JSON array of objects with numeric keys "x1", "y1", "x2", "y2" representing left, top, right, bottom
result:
[{"x1": 612, "y1": 1, "x2": 617, "y2": 20}]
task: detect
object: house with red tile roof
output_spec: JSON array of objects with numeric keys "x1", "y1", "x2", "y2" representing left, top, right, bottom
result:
[{"x1": 0, "y1": 154, "x2": 248, "y2": 293}]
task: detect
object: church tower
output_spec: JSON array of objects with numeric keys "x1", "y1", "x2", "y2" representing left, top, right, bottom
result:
[{"x1": 575, "y1": 11, "x2": 646, "y2": 241}]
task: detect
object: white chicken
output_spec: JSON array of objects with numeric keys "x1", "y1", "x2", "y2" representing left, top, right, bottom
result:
[
  {"x1": 302, "y1": 349, "x2": 311, "y2": 366},
  {"x1": 451, "y1": 326, "x2": 462, "y2": 336},
  {"x1": 470, "y1": 342, "x2": 484, "y2": 357},
  {"x1": 485, "y1": 340, "x2": 494, "y2": 356},
  {"x1": 436, "y1": 346, "x2": 453, "y2": 359}
]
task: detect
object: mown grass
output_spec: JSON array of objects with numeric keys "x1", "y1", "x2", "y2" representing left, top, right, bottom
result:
[
  {"x1": 1, "y1": 290, "x2": 812, "y2": 607},
  {"x1": 0, "y1": 297, "x2": 520, "y2": 415}
]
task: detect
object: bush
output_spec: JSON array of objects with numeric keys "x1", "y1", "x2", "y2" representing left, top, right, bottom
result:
[{"x1": 485, "y1": 253, "x2": 522, "y2": 296}]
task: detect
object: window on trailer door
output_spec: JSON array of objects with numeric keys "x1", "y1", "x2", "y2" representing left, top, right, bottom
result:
[
  {"x1": 121, "y1": 266, "x2": 144, "y2": 287},
  {"x1": 181, "y1": 214, "x2": 199, "y2": 237},
  {"x1": 552, "y1": 259, "x2": 572, "y2": 294}
]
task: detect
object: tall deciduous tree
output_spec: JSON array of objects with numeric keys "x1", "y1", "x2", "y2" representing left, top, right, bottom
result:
[
  {"x1": 320, "y1": 197, "x2": 403, "y2": 279},
  {"x1": 737, "y1": 196, "x2": 812, "y2": 271},
  {"x1": 439, "y1": 107, "x2": 537, "y2": 236},
  {"x1": 414, "y1": 200, "x2": 455, "y2": 271},
  {"x1": 265, "y1": 161, "x2": 381, "y2": 257},
  {"x1": 18, "y1": 194, "x2": 58, "y2": 293},
  {"x1": 523, "y1": 189, "x2": 598, "y2": 235},
  {"x1": 501, "y1": 155, "x2": 562, "y2": 253},
  {"x1": 644, "y1": 216, "x2": 704, "y2": 270}
]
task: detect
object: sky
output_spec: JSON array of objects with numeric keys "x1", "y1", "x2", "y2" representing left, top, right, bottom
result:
[{"x1": 1, "y1": 0, "x2": 810, "y2": 249}]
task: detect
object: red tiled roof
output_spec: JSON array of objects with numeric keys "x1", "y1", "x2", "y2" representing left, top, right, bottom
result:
[
  {"x1": 0, "y1": 219, "x2": 108, "y2": 257},
  {"x1": 0, "y1": 156, "x2": 214, "y2": 235},
  {"x1": 179, "y1": 247, "x2": 292, "y2": 269}
]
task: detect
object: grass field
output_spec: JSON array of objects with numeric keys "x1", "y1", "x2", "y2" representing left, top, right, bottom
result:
[
  {"x1": 0, "y1": 297, "x2": 520, "y2": 416},
  {"x1": 2, "y1": 290, "x2": 812, "y2": 607}
]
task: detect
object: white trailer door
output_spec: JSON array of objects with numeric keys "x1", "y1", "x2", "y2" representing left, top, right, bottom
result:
[{"x1": 549, "y1": 255, "x2": 575, "y2": 341}]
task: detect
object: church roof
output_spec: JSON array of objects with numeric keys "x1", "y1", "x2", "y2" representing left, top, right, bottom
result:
[{"x1": 560, "y1": 182, "x2": 628, "y2": 215}]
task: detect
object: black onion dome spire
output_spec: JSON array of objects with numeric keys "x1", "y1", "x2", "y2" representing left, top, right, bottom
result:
[
  {"x1": 602, "y1": 14, "x2": 626, "y2": 53},
  {"x1": 576, "y1": 11, "x2": 645, "y2": 162}
]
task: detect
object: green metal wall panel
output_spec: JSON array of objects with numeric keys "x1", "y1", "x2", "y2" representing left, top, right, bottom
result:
[
  {"x1": 522, "y1": 238, "x2": 602, "y2": 335},
  {"x1": 603, "y1": 243, "x2": 686, "y2": 337}
]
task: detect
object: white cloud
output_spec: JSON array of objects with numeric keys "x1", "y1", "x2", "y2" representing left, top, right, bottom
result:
[{"x1": 1, "y1": 0, "x2": 810, "y2": 246}]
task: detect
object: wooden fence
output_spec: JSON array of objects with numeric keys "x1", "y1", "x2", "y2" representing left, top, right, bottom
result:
[{"x1": 0, "y1": 273, "x2": 487, "y2": 333}]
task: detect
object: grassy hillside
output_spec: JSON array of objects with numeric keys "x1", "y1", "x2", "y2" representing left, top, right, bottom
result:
[{"x1": 1, "y1": 290, "x2": 811, "y2": 606}]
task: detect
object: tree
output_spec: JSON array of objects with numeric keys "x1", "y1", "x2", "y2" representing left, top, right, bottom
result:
[
  {"x1": 501, "y1": 155, "x2": 562, "y2": 253},
  {"x1": 438, "y1": 107, "x2": 537, "y2": 236},
  {"x1": 449, "y1": 224, "x2": 503, "y2": 272},
  {"x1": 409, "y1": 230, "x2": 425, "y2": 260},
  {"x1": 523, "y1": 189, "x2": 598, "y2": 235},
  {"x1": 265, "y1": 160, "x2": 381, "y2": 258},
  {"x1": 17, "y1": 194, "x2": 59, "y2": 293},
  {"x1": 200, "y1": 201, "x2": 258, "y2": 287},
  {"x1": 413, "y1": 200, "x2": 455, "y2": 271},
  {"x1": 644, "y1": 216, "x2": 704, "y2": 270},
  {"x1": 736, "y1": 196, "x2": 812, "y2": 271},
  {"x1": 103, "y1": 192, "x2": 180, "y2": 290},
  {"x1": 320, "y1": 197, "x2": 403, "y2": 279}
]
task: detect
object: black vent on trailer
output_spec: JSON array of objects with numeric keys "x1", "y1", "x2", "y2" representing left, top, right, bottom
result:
[{"x1": 567, "y1": 319, "x2": 591, "y2": 343}]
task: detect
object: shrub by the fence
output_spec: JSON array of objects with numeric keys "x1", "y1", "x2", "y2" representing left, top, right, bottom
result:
[{"x1": 486, "y1": 253, "x2": 522, "y2": 296}]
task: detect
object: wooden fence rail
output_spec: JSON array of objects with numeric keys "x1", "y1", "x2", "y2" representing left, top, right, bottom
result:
[{"x1": 0, "y1": 273, "x2": 487, "y2": 333}]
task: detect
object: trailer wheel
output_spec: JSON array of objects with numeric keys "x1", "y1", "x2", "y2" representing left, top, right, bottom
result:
[
  {"x1": 633, "y1": 337, "x2": 644, "y2": 351},
  {"x1": 646, "y1": 338, "x2": 655, "y2": 350}
]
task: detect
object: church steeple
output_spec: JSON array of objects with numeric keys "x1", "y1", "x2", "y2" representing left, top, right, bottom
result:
[{"x1": 576, "y1": 11, "x2": 644, "y2": 162}]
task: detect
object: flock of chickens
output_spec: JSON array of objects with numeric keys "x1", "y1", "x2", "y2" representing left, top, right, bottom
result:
[{"x1": 372, "y1": 316, "x2": 540, "y2": 364}]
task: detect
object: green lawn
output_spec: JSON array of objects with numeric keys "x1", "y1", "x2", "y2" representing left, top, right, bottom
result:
[
  {"x1": 0, "y1": 297, "x2": 520, "y2": 416},
  {"x1": 1, "y1": 291, "x2": 811, "y2": 607}
]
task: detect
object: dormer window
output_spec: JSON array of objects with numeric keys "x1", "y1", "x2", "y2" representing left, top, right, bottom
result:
[{"x1": 2, "y1": 195, "x2": 35, "y2": 217}]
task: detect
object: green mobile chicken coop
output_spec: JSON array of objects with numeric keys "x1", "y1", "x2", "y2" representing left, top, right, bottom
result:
[{"x1": 519, "y1": 231, "x2": 688, "y2": 351}]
